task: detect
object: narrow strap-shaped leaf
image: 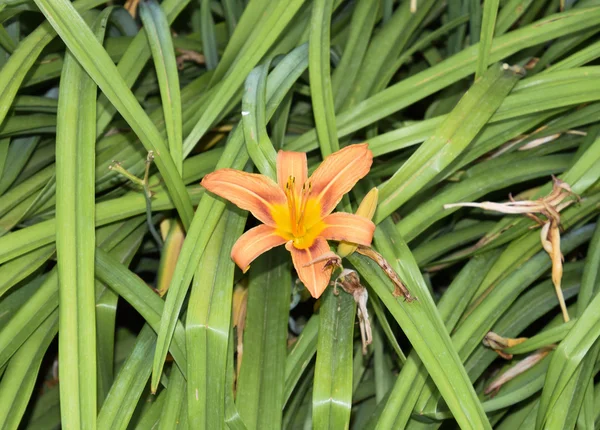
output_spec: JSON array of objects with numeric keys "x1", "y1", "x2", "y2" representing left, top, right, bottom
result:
[
  {"x1": 330, "y1": 0, "x2": 379, "y2": 111},
  {"x1": 371, "y1": 238, "x2": 500, "y2": 429},
  {"x1": 349, "y1": 219, "x2": 493, "y2": 430},
  {"x1": 0, "y1": 136, "x2": 39, "y2": 196},
  {"x1": 236, "y1": 250, "x2": 290, "y2": 430},
  {"x1": 397, "y1": 154, "x2": 571, "y2": 241},
  {"x1": 151, "y1": 44, "x2": 308, "y2": 391},
  {"x1": 312, "y1": 287, "x2": 355, "y2": 429},
  {"x1": 467, "y1": 134, "x2": 600, "y2": 255},
  {"x1": 225, "y1": 325, "x2": 248, "y2": 430},
  {"x1": 0, "y1": 138, "x2": 8, "y2": 184},
  {"x1": 0, "y1": 270, "x2": 58, "y2": 370},
  {"x1": 200, "y1": 0, "x2": 218, "y2": 70},
  {"x1": 376, "y1": 63, "x2": 523, "y2": 222},
  {"x1": 94, "y1": 248, "x2": 187, "y2": 372},
  {"x1": 158, "y1": 365, "x2": 186, "y2": 430},
  {"x1": 95, "y1": 0, "x2": 192, "y2": 134},
  {"x1": 0, "y1": 185, "x2": 203, "y2": 265},
  {"x1": 288, "y1": 6, "x2": 600, "y2": 153},
  {"x1": 0, "y1": 243, "x2": 54, "y2": 298},
  {"x1": 578, "y1": 217, "x2": 600, "y2": 315},
  {"x1": 505, "y1": 320, "x2": 576, "y2": 355},
  {"x1": 536, "y1": 254, "x2": 600, "y2": 428},
  {"x1": 469, "y1": 0, "x2": 483, "y2": 45},
  {"x1": 210, "y1": 0, "x2": 268, "y2": 83},
  {"x1": 54, "y1": 9, "x2": 109, "y2": 427},
  {"x1": 0, "y1": 21, "x2": 16, "y2": 53},
  {"x1": 182, "y1": 0, "x2": 306, "y2": 156},
  {"x1": 139, "y1": 0, "x2": 183, "y2": 175},
  {"x1": 309, "y1": 0, "x2": 338, "y2": 157},
  {"x1": 96, "y1": 216, "x2": 148, "y2": 407},
  {"x1": 221, "y1": 0, "x2": 241, "y2": 36},
  {"x1": 0, "y1": 218, "x2": 147, "y2": 371},
  {"x1": 241, "y1": 62, "x2": 277, "y2": 179},
  {"x1": 33, "y1": 0, "x2": 194, "y2": 227},
  {"x1": 346, "y1": 0, "x2": 437, "y2": 108},
  {"x1": 0, "y1": 310, "x2": 58, "y2": 428},
  {"x1": 186, "y1": 206, "x2": 246, "y2": 429},
  {"x1": 97, "y1": 324, "x2": 157, "y2": 430},
  {"x1": 495, "y1": 0, "x2": 535, "y2": 35},
  {"x1": 0, "y1": 24, "x2": 55, "y2": 128},
  {"x1": 284, "y1": 314, "x2": 319, "y2": 405},
  {"x1": 542, "y1": 341, "x2": 600, "y2": 430},
  {"x1": 475, "y1": 0, "x2": 499, "y2": 79},
  {"x1": 454, "y1": 225, "x2": 595, "y2": 361},
  {"x1": 0, "y1": 0, "x2": 104, "y2": 128},
  {"x1": 270, "y1": 93, "x2": 292, "y2": 150},
  {"x1": 134, "y1": 390, "x2": 167, "y2": 429}
]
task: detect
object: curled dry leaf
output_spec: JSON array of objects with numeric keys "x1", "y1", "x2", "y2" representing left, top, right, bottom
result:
[
  {"x1": 356, "y1": 246, "x2": 416, "y2": 302},
  {"x1": 483, "y1": 331, "x2": 528, "y2": 360},
  {"x1": 445, "y1": 176, "x2": 579, "y2": 322},
  {"x1": 334, "y1": 269, "x2": 372, "y2": 354},
  {"x1": 484, "y1": 347, "x2": 552, "y2": 395}
]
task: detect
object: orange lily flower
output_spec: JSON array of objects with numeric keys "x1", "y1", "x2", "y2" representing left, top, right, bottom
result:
[{"x1": 201, "y1": 143, "x2": 375, "y2": 298}]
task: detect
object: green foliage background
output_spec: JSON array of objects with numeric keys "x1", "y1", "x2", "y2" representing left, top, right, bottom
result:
[{"x1": 1, "y1": 0, "x2": 600, "y2": 428}]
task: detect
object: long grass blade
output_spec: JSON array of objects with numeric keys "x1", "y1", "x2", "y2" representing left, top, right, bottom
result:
[
  {"x1": 312, "y1": 287, "x2": 355, "y2": 429},
  {"x1": 186, "y1": 207, "x2": 246, "y2": 428},
  {"x1": 236, "y1": 250, "x2": 290, "y2": 429},
  {"x1": 150, "y1": 44, "x2": 308, "y2": 391},
  {"x1": 309, "y1": 0, "x2": 338, "y2": 157},
  {"x1": 376, "y1": 63, "x2": 523, "y2": 221},
  {"x1": 33, "y1": 0, "x2": 194, "y2": 227},
  {"x1": 476, "y1": 0, "x2": 500, "y2": 79},
  {"x1": 54, "y1": 9, "x2": 108, "y2": 427},
  {"x1": 139, "y1": 0, "x2": 183, "y2": 174}
]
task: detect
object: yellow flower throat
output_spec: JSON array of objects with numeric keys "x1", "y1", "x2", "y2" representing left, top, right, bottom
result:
[{"x1": 271, "y1": 176, "x2": 324, "y2": 249}]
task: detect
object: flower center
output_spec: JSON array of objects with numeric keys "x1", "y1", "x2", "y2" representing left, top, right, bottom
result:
[
  {"x1": 268, "y1": 176, "x2": 323, "y2": 249},
  {"x1": 284, "y1": 175, "x2": 312, "y2": 238}
]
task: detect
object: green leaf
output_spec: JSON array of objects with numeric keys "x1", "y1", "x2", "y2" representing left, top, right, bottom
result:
[
  {"x1": 200, "y1": 0, "x2": 218, "y2": 69},
  {"x1": 476, "y1": 0, "x2": 499, "y2": 79},
  {"x1": 371, "y1": 248, "x2": 501, "y2": 429},
  {"x1": 33, "y1": 0, "x2": 194, "y2": 227},
  {"x1": 97, "y1": 324, "x2": 156, "y2": 430},
  {"x1": 376, "y1": 63, "x2": 523, "y2": 222},
  {"x1": 236, "y1": 250, "x2": 290, "y2": 430},
  {"x1": 289, "y1": 6, "x2": 600, "y2": 152},
  {"x1": 312, "y1": 287, "x2": 355, "y2": 429},
  {"x1": 139, "y1": 0, "x2": 183, "y2": 175},
  {"x1": 536, "y1": 250, "x2": 600, "y2": 428},
  {"x1": 94, "y1": 248, "x2": 188, "y2": 372},
  {"x1": 150, "y1": 44, "x2": 308, "y2": 391},
  {"x1": 186, "y1": 206, "x2": 246, "y2": 428},
  {"x1": 0, "y1": 310, "x2": 58, "y2": 428},
  {"x1": 309, "y1": 0, "x2": 338, "y2": 157},
  {"x1": 54, "y1": 9, "x2": 109, "y2": 426},
  {"x1": 284, "y1": 314, "x2": 319, "y2": 405},
  {"x1": 95, "y1": 0, "x2": 193, "y2": 135},
  {"x1": 350, "y1": 220, "x2": 492, "y2": 429},
  {"x1": 182, "y1": 0, "x2": 306, "y2": 155},
  {"x1": 241, "y1": 62, "x2": 277, "y2": 179}
]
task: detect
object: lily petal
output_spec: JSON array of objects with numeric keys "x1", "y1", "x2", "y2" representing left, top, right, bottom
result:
[
  {"x1": 286, "y1": 237, "x2": 332, "y2": 298},
  {"x1": 321, "y1": 212, "x2": 375, "y2": 246},
  {"x1": 231, "y1": 225, "x2": 287, "y2": 272},
  {"x1": 201, "y1": 168, "x2": 287, "y2": 226},
  {"x1": 308, "y1": 143, "x2": 373, "y2": 216},
  {"x1": 277, "y1": 150, "x2": 308, "y2": 195}
]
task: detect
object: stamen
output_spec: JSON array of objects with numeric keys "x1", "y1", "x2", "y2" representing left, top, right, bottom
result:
[
  {"x1": 286, "y1": 176, "x2": 298, "y2": 235},
  {"x1": 297, "y1": 182, "x2": 311, "y2": 235}
]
